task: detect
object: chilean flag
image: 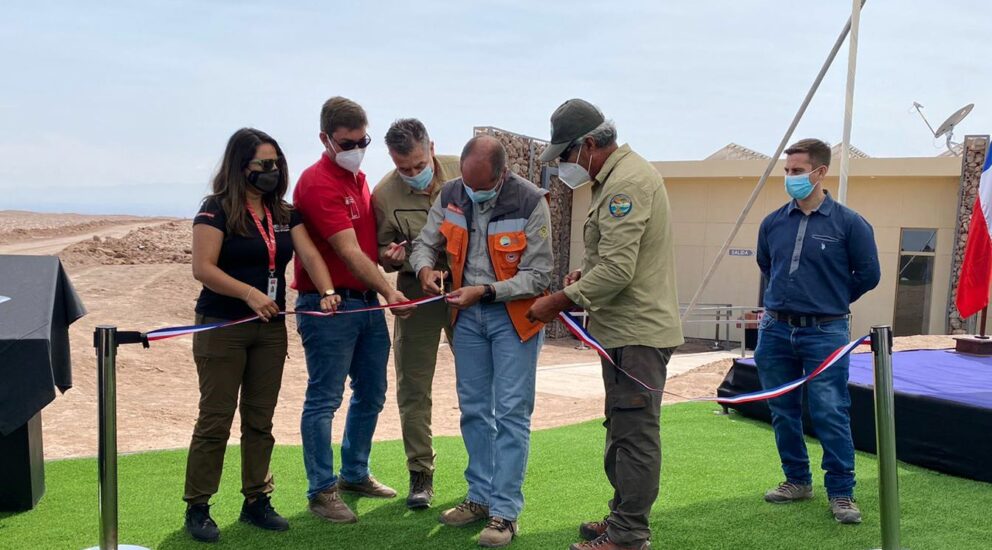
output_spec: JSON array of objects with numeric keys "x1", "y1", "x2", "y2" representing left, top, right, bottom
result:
[{"x1": 957, "y1": 148, "x2": 992, "y2": 318}]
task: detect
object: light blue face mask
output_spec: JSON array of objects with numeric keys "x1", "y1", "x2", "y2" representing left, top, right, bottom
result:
[
  {"x1": 399, "y1": 163, "x2": 434, "y2": 190},
  {"x1": 785, "y1": 171, "x2": 817, "y2": 200},
  {"x1": 463, "y1": 179, "x2": 501, "y2": 203}
]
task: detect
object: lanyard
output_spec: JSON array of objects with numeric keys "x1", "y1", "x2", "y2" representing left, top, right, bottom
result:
[{"x1": 246, "y1": 202, "x2": 276, "y2": 275}]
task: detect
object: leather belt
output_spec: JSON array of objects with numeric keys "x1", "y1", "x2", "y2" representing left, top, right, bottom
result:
[{"x1": 766, "y1": 310, "x2": 848, "y2": 328}]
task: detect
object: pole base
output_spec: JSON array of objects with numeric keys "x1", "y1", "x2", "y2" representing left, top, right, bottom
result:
[
  {"x1": 954, "y1": 336, "x2": 992, "y2": 355},
  {"x1": 84, "y1": 546, "x2": 151, "y2": 549}
]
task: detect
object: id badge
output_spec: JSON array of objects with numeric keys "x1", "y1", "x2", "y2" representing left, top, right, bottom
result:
[{"x1": 267, "y1": 277, "x2": 278, "y2": 300}]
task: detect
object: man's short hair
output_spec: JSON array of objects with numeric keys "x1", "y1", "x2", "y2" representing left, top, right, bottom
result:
[
  {"x1": 320, "y1": 96, "x2": 367, "y2": 135},
  {"x1": 461, "y1": 135, "x2": 506, "y2": 182},
  {"x1": 385, "y1": 118, "x2": 430, "y2": 156},
  {"x1": 785, "y1": 138, "x2": 831, "y2": 168}
]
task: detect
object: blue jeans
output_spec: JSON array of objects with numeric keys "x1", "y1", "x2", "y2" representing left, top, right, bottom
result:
[
  {"x1": 452, "y1": 302, "x2": 543, "y2": 521},
  {"x1": 296, "y1": 294, "x2": 390, "y2": 499},
  {"x1": 754, "y1": 315, "x2": 856, "y2": 498}
]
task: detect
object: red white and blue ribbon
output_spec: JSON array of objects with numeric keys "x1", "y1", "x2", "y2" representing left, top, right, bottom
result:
[
  {"x1": 558, "y1": 310, "x2": 870, "y2": 404},
  {"x1": 144, "y1": 294, "x2": 446, "y2": 343}
]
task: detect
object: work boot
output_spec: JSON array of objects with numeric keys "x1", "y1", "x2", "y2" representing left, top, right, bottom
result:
[
  {"x1": 579, "y1": 516, "x2": 609, "y2": 541},
  {"x1": 308, "y1": 487, "x2": 358, "y2": 524},
  {"x1": 829, "y1": 496, "x2": 863, "y2": 524},
  {"x1": 479, "y1": 517, "x2": 518, "y2": 548},
  {"x1": 439, "y1": 499, "x2": 489, "y2": 527},
  {"x1": 336, "y1": 475, "x2": 398, "y2": 498},
  {"x1": 570, "y1": 533, "x2": 650, "y2": 550},
  {"x1": 406, "y1": 470, "x2": 434, "y2": 509},
  {"x1": 764, "y1": 481, "x2": 813, "y2": 503},
  {"x1": 184, "y1": 503, "x2": 220, "y2": 543},
  {"x1": 239, "y1": 494, "x2": 289, "y2": 531}
]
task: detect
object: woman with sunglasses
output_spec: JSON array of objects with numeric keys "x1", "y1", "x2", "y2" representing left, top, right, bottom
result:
[{"x1": 183, "y1": 127, "x2": 340, "y2": 543}]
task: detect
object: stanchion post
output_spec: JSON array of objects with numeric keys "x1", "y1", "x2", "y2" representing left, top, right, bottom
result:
[
  {"x1": 870, "y1": 325, "x2": 903, "y2": 550},
  {"x1": 85, "y1": 326, "x2": 149, "y2": 550}
]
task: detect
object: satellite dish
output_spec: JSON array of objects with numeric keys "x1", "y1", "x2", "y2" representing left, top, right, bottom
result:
[
  {"x1": 912, "y1": 102, "x2": 974, "y2": 154},
  {"x1": 934, "y1": 103, "x2": 974, "y2": 139}
]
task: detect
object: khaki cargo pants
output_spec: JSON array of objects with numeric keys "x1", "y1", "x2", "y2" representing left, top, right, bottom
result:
[{"x1": 183, "y1": 315, "x2": 287, "y2": 505}]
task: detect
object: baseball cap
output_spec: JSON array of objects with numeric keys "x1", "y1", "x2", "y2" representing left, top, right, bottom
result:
[{"x1": 539, "y1": 98, "x2": 606, "y2": 162}]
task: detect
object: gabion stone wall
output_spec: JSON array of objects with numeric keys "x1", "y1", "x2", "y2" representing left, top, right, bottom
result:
[
  {"x1": 474, "y1": 127, "x2": 573, "y2": 339},
  {"x1": 947, "y1": 135, "x2": 991, "y2": 334}
]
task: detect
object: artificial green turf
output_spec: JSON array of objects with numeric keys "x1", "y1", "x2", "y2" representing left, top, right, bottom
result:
[{"x1": 1, "y1": 402, "x2": 989, "y2": 549}]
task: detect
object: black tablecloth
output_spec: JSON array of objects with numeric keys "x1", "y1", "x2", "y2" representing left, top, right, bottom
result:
[{"x1": 0, "y1": 255, "x2": 86, "y2": 435}]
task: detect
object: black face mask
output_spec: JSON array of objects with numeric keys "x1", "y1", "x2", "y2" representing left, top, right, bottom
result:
[{"x1": 247, "y1": 169, "x2": 280, "y2": 194}]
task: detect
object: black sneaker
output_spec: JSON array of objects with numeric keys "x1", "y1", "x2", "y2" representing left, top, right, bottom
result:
[
  {"x1": 239, "y1": 495, "x2": 290, "y2": 531},
  {"x1": 406, "y1": 470, "x2": 434, "y2": 509},
  {"x1": 185, "y1": 503, "x2": 220, "y2": 543}
]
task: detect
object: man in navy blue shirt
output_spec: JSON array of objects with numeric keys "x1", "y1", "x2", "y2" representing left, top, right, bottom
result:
[{"x1": 755, "y1": 138, "x2": 880, "y2": 525}]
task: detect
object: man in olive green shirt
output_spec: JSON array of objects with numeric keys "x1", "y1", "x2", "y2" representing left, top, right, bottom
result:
[
  {"x1": 372, "y1": 118, "x2": 460, "y2": 509},
  {"x1": 527, "y1": 99, "x2": 683, "y2": 550}
]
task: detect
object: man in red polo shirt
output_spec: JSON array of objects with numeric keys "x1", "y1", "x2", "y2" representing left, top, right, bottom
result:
[{"x1": 294, "y1": 96, "x2": 414, "y2": 524}]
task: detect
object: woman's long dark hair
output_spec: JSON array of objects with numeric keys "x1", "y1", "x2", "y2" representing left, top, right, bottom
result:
[{"x1": 206, "y1": 128, "x2": 292, "y2": 237}]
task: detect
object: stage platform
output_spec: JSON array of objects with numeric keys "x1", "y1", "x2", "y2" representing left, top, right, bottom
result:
[{"x1": 717, "y1": 349, "x2": 992, "y2": 484}]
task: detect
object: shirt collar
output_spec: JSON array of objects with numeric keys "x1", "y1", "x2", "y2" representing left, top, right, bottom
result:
[
  {"x1": 593, "y1": 144, "x2": 633, "y2": 187},
  {"x1": 789, "y1": 189, "x2": 834, "y2": 216}
]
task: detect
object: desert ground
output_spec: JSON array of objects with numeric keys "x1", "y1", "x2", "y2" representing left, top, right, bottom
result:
[{"x1": 0, "y1": 211, "x2": 957, "y2": 460}]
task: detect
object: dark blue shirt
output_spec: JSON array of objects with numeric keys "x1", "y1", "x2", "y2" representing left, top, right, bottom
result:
[{"x1": 757, "y1": 191, "x2": 880, "y2": 316}]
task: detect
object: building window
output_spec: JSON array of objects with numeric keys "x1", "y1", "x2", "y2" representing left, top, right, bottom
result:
[{"x1": 893, "y1": 228, "x2": 937, "y2": 336}]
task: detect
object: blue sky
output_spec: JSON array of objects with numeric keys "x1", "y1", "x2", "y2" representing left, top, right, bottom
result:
[{"x1": 1, "y1": 1, "x2": 989, "y2": 216}]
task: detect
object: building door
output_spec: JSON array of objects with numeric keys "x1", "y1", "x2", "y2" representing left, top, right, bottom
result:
[{"x1": 893, "y1": 228, "x2": 937, "y2": 336}]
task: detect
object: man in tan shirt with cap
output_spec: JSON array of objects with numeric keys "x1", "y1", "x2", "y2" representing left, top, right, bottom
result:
[{"x1": 527, "y1": 98, "x2": 683, "y2": 550}]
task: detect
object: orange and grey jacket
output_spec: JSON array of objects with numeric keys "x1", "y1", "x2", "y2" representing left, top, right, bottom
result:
[{"x1": 410, "y1": 173, "x2": 554, "y2": 342}]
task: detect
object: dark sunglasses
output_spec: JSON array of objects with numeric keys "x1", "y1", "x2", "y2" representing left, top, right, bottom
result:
[
  {"x1": 247, "y1": 158, "x2": 281, "y2": 172},
  {"x1": 559, "y1": 141, "x2": 581, "y2": 162},
  {"x1": 333, "y1": 134, "x2": 372, "y2": 151}
]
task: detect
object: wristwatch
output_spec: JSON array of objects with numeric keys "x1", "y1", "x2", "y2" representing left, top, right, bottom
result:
[
  {"x1": 322, "y1": 288, "x2": 336, "y2": 298},
  {"x1": 480, "y1": 284, "x2": 496, "y2": 304}
]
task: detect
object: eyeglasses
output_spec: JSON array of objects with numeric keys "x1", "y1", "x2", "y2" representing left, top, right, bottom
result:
[
  {"x1": 248, "y1": 158, "x2": 281, "y2": 172},
  {"x1": 559, "y1": 141, "x2": 581, "y2": 162},
  {"x1": 333, "y1": 134, "x2": 372, "y2": 151}
]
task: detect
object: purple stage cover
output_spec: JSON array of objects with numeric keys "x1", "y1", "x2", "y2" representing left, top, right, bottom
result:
[{"x1": 719, "y1": 349, "x2": 992, "y2": 484}]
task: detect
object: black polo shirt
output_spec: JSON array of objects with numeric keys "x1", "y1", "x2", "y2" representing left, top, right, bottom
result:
[{"x1": 193, "y1": 198, "x2": 302, "y2": 320}]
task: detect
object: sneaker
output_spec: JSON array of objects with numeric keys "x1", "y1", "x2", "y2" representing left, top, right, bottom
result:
[
  {"x1": 570, "y1": 533, "x2": 650, "y2": 550},
  {"x1": 764, "y1": 481, "x2": 813, "y2": 503},
  {"x1": 406, "y1": 470, "x2": 434, "y2": 509},
  {"x1": 479, "y1": 517, "x2": 518, "y2": 548},
  {"x1": 336, "y1": 475, "x2": 398, "y2": 498},
  {"x1": 308, "y1": 487, "x2": 358, "y2": 524},
  {"x1": 439, "y1": 499, "x2": 490, "y2": 527},
  {"x1": 239, "y1": 494, "x2": 289, "y2": 531},
  {"x1": 185, "y1": 503, "x2": 220, "y2": 543},
  {"x1": 829, "y1": 496, "x2": 863, "y2": 524},
  {"x1": 579, "y1": 516, "x2": 609, "y2": 541}
]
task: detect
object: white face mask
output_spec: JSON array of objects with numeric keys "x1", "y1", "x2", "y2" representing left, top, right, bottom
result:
[
  {"x1": 558, "y1": 143, "x2": 592, "y2": 189},
  {"x1": 328, "y1": 138, "x2": 366, "y2": 173}
]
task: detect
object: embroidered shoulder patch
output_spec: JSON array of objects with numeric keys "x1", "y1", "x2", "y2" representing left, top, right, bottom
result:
[
  {"x1": 608, "y1": 194, "x2": 633, "y2": 218},
  {"x1": 538, "y1": 225, "x2": 549, "y2": 239}
]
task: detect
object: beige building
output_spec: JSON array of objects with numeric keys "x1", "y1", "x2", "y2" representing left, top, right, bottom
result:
[{"x1": 568, "y1": 145, "x2": 966, "y2": 340}]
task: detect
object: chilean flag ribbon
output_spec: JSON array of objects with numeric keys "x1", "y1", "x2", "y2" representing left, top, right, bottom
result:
[
  {"x1": 558, "y1": 311, "x2": 870, "y2": 405},
  {"x1": 145, "y1": 294, "x2": 446, "y2": 342},
  {"x1": 956, "y1": 147, "x2": 992, "y2": 318}
]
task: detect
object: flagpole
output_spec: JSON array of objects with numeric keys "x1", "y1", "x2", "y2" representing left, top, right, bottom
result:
[
  {"x1": 837, "y1": 0, "x2": 862, "y2": 205},
  {"x1": 980, "y1": 306, "x2": 988, "y2": 339}
]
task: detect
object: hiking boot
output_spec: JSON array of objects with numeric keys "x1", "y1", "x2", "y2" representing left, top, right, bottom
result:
[
  {"x1": 239, "y1": 494, "x2": 289, "y2": 531},
  {"x1": 479, "y1": 517, "x2": 518, "y2": 548},
  {"x1": 407, "y1": 470, "x2": 434, "y2": 509},
  {"x1": 829, "y1": 496, "x2": 863, "y2": 524},
  {"x1": 570, "y1": 533, "x2": 650, "y2": 550},
  {"x1": 336, "y1": 475, "x2": 397, "y2": 498},
  {"x1": 308, "y1": 487, "x2": 357, "y2": 524},
  {"x1": 579, "y1": 517, "x2": 609, "y2": 541},
  {"x1": 764, "y1": 481, "x2": 813, "y2": 503},
  {"x1": 185, "y1": 503, "x2": 220, "y2": 543},
  {"x1": 439, "y1": 499, "x2": 489, "y2": 527}
]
